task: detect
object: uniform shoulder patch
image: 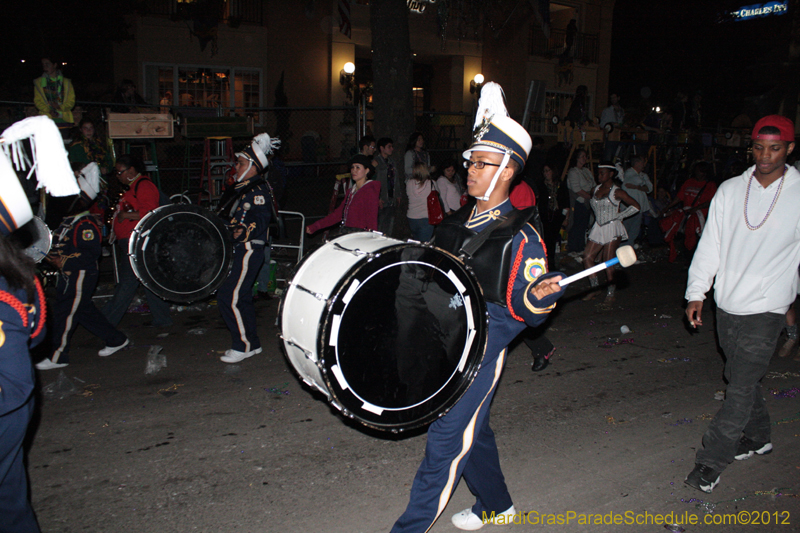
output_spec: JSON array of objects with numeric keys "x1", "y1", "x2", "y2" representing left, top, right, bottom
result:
[
  {"x1": 523, "y1": 257, "x2": 547, "y2": 283},
  {"x1": 253, "y1": 195, "x2": 265, "y2": 205},
  {"x1": 82, "y1": 229, "x2": 95, "y2": 241}
]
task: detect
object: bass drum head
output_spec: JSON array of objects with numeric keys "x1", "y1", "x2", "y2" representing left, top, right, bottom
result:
[
  {"x1": 129, "y1": 204, "x2": 232, "y2": 303},
  {"x1": 318, "y1": 243, "x2": 487, "y2": 431},
  {"x1": 10, "y1": 216, "x2": 52, "y2": 263}
]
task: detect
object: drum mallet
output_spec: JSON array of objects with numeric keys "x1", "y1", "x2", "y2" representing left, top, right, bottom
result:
[{"x1": 557, "y1": 245, "x2": 637, "y2": 287}]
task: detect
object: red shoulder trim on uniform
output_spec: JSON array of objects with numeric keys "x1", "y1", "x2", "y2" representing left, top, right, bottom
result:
[
  {"x1": 31, "y1": 277, "x2": 47, "y2": 339},
  {"x1": 0, "y1": 290, "x2": 28, "y2": 327},
  {"x1": 506, "y1": 239, "x2": 527, "y2": 322}
]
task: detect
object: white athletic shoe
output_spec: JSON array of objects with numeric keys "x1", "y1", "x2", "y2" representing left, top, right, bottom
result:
[
  {"x1": 35, "y1": 359, "x2": 68, "y2": 370},
  {"x1": 220, "y1": 347, "x2": 262, "y2": 363},
  {"x1": 451, "y1": 505, "x2": 517, "y2": 531},
  {"x1": 99, "y1": 338, "x2": 130, "y2": 357}
]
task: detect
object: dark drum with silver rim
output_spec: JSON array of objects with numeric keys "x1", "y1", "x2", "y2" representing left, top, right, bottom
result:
[
  {"x1": 10, "y1": 216, "x2": 52, "y2": 263},
  {"x1": 280, "y1": 232, "x2": 487, "y2": 432},
  {"x1": 128, "y1": 204, "x2": 232, "y2": 303}
]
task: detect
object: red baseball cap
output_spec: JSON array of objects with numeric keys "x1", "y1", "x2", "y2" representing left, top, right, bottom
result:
[{"x1": 752, "y1": 115, "x2": 795, "y2": 142}]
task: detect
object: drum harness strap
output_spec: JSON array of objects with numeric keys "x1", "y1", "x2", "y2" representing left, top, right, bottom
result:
[
  {"x1": 459, "y1": 216, "x2": 509, "y2": 260},
  {"x1": 434, "y1": 203, "x2": 539, "y2": 305},
  {"x1": 216, "y1": 178, "x2": 266, "y2": 219}
]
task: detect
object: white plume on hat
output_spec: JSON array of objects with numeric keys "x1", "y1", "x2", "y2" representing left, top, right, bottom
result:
[
  {"x1": 1, "y1": 116, "x2": 79, "y2": 197},
  {"x1": 0, "y1": 116, "x2": 79, "y2": 235},
  {"x1": 463, "y1": 81, "x2": 532, "y2": 202},
  {"x1": 78, "y1": 162, "x2": 101, "y2": 200},
  {"x1": 251, "y1": 132, "x2": 281, "y2": 165},
  {"x1": 472, "y1": 81, "x2": 509, "y2": 130}
]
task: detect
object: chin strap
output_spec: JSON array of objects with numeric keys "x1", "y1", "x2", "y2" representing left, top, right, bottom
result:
[
  {"x1": 236, "y1": 160, "x2": 254, "y2": 182},
  {"x1": 476, "y1": 151, "x2": 511, "y2": 202}
]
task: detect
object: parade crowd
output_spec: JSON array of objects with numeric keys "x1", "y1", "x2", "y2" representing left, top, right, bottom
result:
[{"x1": 2, "y1": 59, "x2": 799, "y2": 532}]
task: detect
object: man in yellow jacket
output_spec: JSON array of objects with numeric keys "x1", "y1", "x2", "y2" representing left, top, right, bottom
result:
[{"x1": 33, "y1": 57, "x2": 75, "y2": 124}]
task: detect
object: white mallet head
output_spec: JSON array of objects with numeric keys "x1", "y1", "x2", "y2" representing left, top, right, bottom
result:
[{"x1": 616, "y1": 245, "x2": 637, "y2": 268}]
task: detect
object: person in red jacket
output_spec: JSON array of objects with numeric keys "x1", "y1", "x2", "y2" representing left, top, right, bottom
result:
[
  {"x1": 101, "y1": 155, "x2": 173, "y2": 327},
  {"x1": 306, "y1": 154, "x2": 380, "y2": 234}
]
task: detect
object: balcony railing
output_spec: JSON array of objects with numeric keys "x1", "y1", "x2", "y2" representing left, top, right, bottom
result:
[
  {"x1": 139, "y1": 0, "x2": 263, "y2": 26},
  {"x1": 530, "y1": 27, "x2": 599, "y2": 64}
]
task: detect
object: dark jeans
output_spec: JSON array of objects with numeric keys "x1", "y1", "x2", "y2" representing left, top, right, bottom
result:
[
  {"x1": 102, "y1": 239, "x2": 173, "y2": 327},
  {"x1": 378, "y1": 201, "x2": 396, "y2": 237},
  {"x1": 522, "y1": 328, "x2": 554, "y2": 358},
  {"x1": 696, "y1": 309, "x2": 784, "y2": 472},
  {"x1": 568, "y1": 201, "x2": 590, "y2": 254}
]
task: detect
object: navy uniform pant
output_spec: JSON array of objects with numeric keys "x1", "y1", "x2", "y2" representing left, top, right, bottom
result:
[
  {"x1": 697, "y1": 309, "x2": 784, "y2": 471},
  {"x1": 102, "y1": 239, "x2": 173, "y2": 327},
  {"x1": 392, "y1": 309, "x2": 526, "y2": 532},
  {"x1": 51, "y1": 270, "x2": 127, "y2": 364},
  {"x1": 0, "y1": 399, "x2": 40, "y2": 533},
  {"x1": 218, "y1": 243, "x2": 265, "y2": 352}
]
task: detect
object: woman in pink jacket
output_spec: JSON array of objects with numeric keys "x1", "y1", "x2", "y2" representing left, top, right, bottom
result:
[{"x1": 307, "y1": 155, "x2": 381, "y2": 234}]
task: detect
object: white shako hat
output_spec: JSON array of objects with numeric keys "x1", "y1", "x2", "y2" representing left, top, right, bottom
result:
[
  {"x1": 78, "y1": 162, "x2": 102, "y2": 201},
  {"x1": 463, "y1": 82, "x2": 532, "y2": 201},
  {"x1": 235, "y1": 132, "x2": 281, "y2": 180},
  {"x1": 0, "y1": 116, "x2": 79, "y2": 236}
]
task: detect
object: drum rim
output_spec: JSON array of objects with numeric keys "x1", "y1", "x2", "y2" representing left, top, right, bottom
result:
[
  {"x1": 278, "y1": 231, "x2": 403, "y2": 334},
  {"x1": 20, "y1": 216, "x2": 53, "y2": 263},
  {"x1": 128, "y1": 204, "x2": 233, "y2": 302},
  {"x1": 317, "y1": 242, "x2": 488, "y2": 431}
]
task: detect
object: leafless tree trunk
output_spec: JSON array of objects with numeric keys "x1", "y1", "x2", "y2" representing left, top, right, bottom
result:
[{"x1": 370, "y1": 0, "x2": 415, "y2": 238}]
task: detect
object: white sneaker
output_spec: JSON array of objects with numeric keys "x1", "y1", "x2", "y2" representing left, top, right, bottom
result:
[
  {"x1": 220, "y1": 347, "x2": 262, "y2": 363},
  {"x1": 451, "y1": 505, "x2": 517, "y2": 530},
  {"x1": 98, "y1": 338, "x2": 130, "y2": 357},
  {"x1": 35, "y1": 359, "x2": 68, "y2": 370}
]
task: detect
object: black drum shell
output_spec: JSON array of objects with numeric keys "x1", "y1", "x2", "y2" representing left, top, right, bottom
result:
[{"x1": 128, "y1": 204, "x2": 233, "y2": 303}]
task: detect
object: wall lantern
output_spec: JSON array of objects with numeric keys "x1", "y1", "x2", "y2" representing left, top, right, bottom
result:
[
  {"x1": 340, "y1": 62, "x2": 356, "y2": 101},
  {"x1": 470, "y1": 73, "x2": 484, "y2": 94}
]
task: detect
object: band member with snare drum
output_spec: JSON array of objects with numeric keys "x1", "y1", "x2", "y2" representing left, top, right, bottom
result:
[
  {"x1": 392, "y1": 83, "x2": 566, "y2": 532},
  {"x1": 217, "y1": 133, "x2": 279, "y2": 364},
  {"x1": 35, "y1": 163, "x2": 128, "y2": 370}
]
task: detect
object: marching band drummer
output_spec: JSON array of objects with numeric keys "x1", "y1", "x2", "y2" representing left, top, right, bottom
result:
[
  {"x1": 0, "y1": 115, "x2": 80, "y2": 533},
  {"x1": 102, "y1": 154, "x2": 173, "y2": 328},
  {"x1": 392, "y1": 83, "x2": 566, "y2": 532},
  {"x1": 217, "y1": 133, "x2": 279, "y2": 364},
  {"x1": 35, "y1": 163, "x2": 128, "y2": 370}
]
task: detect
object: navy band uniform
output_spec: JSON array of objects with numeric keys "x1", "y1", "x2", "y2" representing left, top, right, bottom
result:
[
  {"x1": 392, "y1": 82, "x2": 565, "y2": 532},
  {"x1": 48, "y1": 213, "x2": 127, "y2": 364},
  {"x1": 217, "y1": 132, "x2": 280, "y2": 363},
  {"x1": 217, "y1": 180, "x2": 272, "y2": 353}
]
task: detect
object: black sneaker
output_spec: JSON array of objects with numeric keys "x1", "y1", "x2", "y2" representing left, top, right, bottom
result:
[
  {"x1": 734, "y1": 436, "x2": 773, "y2": 460},
  {"x1": 685, "y1": 464, "x2": 720, "y2": 493}
]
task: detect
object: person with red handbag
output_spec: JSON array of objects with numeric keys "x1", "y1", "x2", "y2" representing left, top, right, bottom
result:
[{"x1": 406, "y1": 162, "x2": 437, "y2": 241}]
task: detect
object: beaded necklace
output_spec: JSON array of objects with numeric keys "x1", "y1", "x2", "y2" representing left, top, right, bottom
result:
[
  {"x1": 744, "y1": 165, "x2": 786, "y2": 231},
  {"x1": 341, "y1": 181, "x2": 364, "y2": 226}
]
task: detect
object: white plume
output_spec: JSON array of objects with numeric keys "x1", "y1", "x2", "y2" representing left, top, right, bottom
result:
[
  {"x1": 78, "y1": 162, "x2": 101, "y2": 199},
  {"x1": 473, "y1": 81, "x2": 508, "y2": 130},
  {"x1": 252, "y1": 133, "x2": 281, "y2": 155},
  {"x1": 1, "y1": 116, "x2": 79, "y2": 197}
]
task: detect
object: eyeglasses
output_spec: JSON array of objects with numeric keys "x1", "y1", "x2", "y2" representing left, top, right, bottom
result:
[
  {"x1": 463, "y1": 160, "x2": 502, "y2": 170},
  {"x1": 115, "y1": 167, "x2": 130, "y2": 176}
]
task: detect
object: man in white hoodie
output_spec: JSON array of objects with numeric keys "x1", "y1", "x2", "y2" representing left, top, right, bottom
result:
[{"x1": 684, "y1": 115, "x2": 798, "y2": 493}]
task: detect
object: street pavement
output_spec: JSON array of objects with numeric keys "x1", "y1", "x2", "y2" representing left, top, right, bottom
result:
[{"x1": 26, "y1": 254, "x2": 800, "y2": 532}]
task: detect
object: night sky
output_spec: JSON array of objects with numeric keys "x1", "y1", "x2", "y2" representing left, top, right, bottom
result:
[
  {"x1": 609, "y1": 0, "x2": 794, "y2": 125},
  {"x1": 1, "y1": 0, "x2": 794, "y2": 126}
]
